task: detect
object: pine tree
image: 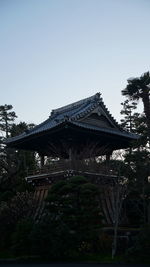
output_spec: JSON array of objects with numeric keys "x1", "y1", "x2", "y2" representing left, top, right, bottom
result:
[
  {"x1": 122, "y1": 71, "x2": 150, "y2": 143},
  {"x1": 120, "y1": 94, "x2": 150, "y2": 224},
  {"x1": 0, "y1": 105, "x2": 17, "y2": 138},
  {"x1": 120, "y1": 99, "x2": 137, "y2": 131},
  {"x1": 0, "y1": 106, "x2": 36, "y2": 198}
]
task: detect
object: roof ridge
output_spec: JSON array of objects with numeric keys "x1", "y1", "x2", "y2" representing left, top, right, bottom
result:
[
  {"x1": 50, "y1": 92, "x2": 101, "y2": 116},
  {"x1": 71, "y1": 101, "x2": 98, "y2": 121}
]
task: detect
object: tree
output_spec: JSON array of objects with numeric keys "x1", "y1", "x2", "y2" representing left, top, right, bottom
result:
[
  {"x1": 9, "y1": 122, "x2": 36, "y2": 180},
  {"x1": 121, "y1": 87, "x2": 150, "y2": 225},
  {"x1": 126, "y1": 224, "x2": 150, "y2": 263},
  {"x1": 38, "y1": 176, "x2": 103, "y2": 257},
  {"x1": 0, "y1": 107, "x2": 36, "y2": 197},
  {"x1": 120, "y1": 99, "x2": 137, "y2": 132},
  {"x1": 0, "y1": 105, "x2": 17, "y2": 138},
  {"x1": 0, "y1": 191, "x2": 36, "y2": 250},
  {"x1": 107, "y1": 152, "x2": 128, "y2": 259},
  {"x1": 122, "y1": 71, "x2": 150, "y2": 143},
  {"x1": 124, "y1": 149, "x2": 150, "y2": 225},
  {"x1": 10, "y1": 122, "x2": 35, "y2": 137},
  {"x1": 0, "y1": 105, "x2": 17, "y2": 187}
]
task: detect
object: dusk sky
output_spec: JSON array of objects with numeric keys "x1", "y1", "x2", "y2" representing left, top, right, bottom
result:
[{"x1": 0, "y1": 0, "x2": 149, "y2": 125}]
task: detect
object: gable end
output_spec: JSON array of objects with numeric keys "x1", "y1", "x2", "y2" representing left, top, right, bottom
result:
[{"x1": 80, "y1": 113, "x2": 116, "y2": 129}]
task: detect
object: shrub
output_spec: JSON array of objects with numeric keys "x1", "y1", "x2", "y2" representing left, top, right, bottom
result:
[
  {"x1": 11, "y1": 218, "x2": 33, "y2": 256},
  {"x1": 0, "y1": 191, "x2": 36, "y2": 251},
  {"x1": 126, "y1": 224, "x2": 150, "y2": 263}
]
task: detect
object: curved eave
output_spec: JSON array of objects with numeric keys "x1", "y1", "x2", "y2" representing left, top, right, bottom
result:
[
  {"x1": 6, "y1": 120, "x2": 139, "y2": 151},
  {"x1": 6, "y1": 120, "x2": 65, "y2": 148},
  {"x1": 72, "y1": 121, "x2": 139, "y2": 140}
]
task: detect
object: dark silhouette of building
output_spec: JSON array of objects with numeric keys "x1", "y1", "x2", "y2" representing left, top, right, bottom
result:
[{"x1": 7, "y1": 93, "x2": 139, "y2": 224}]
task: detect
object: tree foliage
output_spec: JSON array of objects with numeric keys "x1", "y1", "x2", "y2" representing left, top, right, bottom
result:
[
  {"x1": 120, "y1": 99, "x2": 137, "y2": 131},
  {"x1": 122, "y1": 71, "x2": 150, "y2": 142},
  {"x1": 0, "y1": 191, "x2": 36, "y2": 250},
  {"x1": 0, "y1": 105, "x2": 36, "y2": 200},
  {"x1": 44, "y1": 176, "x2": 102, "y2": 255},
  {"x1": 9, "y1": 176, "x2": 103, "y2": 259},
  {"x1": 121, "y1": 75, "x2": 150, "y2": 225},
  {"x1": 0, "y1": 104, "x2": 17, "y2": 138}
]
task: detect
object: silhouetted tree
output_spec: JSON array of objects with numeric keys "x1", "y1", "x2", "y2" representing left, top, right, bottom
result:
[
  {"x1": 0, "y1": 104, "x2": 17, "y2": 138},
  {"x1": 32, "y1": 176, "x2": 103, "y2": 258},
  {"x1": 122, "y1": 71, "x2": 150, "y2": 142}
]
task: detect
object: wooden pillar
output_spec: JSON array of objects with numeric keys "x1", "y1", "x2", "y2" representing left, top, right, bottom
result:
[
  {"x1": 106, "y1": 153, "x2": 112, "y2": 169},
  {"x1": 106, "y1": 154, "x2": 111, "y2": 162},
  {"x1": 68, "y1": 148, "x2": 72, "y2": 161},
  {"x1": 40, "y1": 155, "x2": 45, "y2": 168}
]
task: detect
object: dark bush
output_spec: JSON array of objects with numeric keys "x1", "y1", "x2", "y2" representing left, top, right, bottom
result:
[
  {"x1": 0, "y1": 191, "x2": 36, "y2": 251},
  {"x1": 126, "y1": 224, "x2": 150, "y2": 263},
  {"x1": 11, "y1": 218, "x2": 33, "y2": 256}
]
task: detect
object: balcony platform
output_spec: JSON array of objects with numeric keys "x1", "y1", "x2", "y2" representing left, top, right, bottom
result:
[{"x1": 25, "y1": 160, "x2": 117, "y2": 187}]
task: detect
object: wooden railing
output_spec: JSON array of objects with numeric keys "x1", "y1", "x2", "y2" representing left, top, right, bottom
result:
[{"x1": 26, "y1": 159, "x2": 114, "y2": 177}]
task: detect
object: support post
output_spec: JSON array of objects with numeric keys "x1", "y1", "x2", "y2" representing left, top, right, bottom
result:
[
  {"x1": 68, "y1": 148, "x2": 72, "y2": 169},
  {"x1": 69, "y1": 148, "x2": 72, "y2": 161},
  {"x1": 40, "y1": 155, "x2": 45, "y2": 168},
  {"x1": 106, "y1": 154, "x2": 111, "y2": 162},
  {"x1": 106, "y1": 153, "x2": 112, "y2": 170}
]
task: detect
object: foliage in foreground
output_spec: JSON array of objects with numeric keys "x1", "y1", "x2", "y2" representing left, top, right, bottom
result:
[
  {"x1": 31, "y1": 176, "x2": 103, "y2": 258},
  {"x1": 0, "y1": 191, "x2": 36, "y2": 250},
  {"x1": 0, "y1": 176, "x2": 103, "y2": 259},
  {"x1": 126, "y1": 224, "x2": 150, "y2": 263}
]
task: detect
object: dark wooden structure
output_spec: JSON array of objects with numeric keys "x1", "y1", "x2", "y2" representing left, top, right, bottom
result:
[
  {"x1": 7, "y1": 93, "x2": 139, "y2": 224},
  {"x1": 7, "y1": 93, "x2": 138, "y2": 157}
]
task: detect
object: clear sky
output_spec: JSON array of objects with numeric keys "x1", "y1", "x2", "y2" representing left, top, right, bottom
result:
[{"x1": 0, "y1": 0, "x2": 149, "y2": 125}]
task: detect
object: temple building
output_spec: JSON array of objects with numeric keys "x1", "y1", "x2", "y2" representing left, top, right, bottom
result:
[{"x1": 6, "y1": 93, "x2": 139, "y2": 224}]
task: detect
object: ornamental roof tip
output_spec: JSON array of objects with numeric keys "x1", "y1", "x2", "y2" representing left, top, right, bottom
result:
[{"x1": 95, "y1": 92, "x2": 101, "y2": 99}]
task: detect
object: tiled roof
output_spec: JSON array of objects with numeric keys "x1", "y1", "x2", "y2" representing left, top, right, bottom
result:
[
  {"x1": 71, "y1": 121, "x2": 138, "y2": 139},
  {"x1": 6, "y1": 93, "x2": 138, "y2": 145}
]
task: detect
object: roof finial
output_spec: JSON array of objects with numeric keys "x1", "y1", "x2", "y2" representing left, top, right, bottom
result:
[{"x1": 95, "y1": 92, "x2": 101, "y2": 100}]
